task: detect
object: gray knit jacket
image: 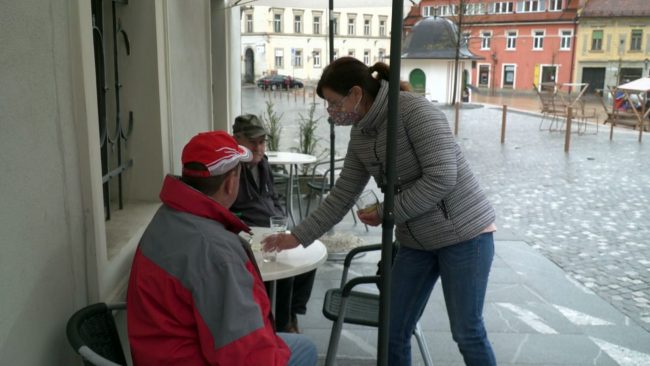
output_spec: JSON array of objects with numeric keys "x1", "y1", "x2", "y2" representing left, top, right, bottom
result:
[{"x1": 291, "y1": 80, "x2": 495, "y2": 250}]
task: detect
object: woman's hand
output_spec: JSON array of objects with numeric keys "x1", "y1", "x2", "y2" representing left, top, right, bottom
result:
[
  {"x1": 357, "y1": 209, "x2": 381, "y2": 226},
  {"x1": 261, "y1": 232, "x2": 301, "y2": 252}
]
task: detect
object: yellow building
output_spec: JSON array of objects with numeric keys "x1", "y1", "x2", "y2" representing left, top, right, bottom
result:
[{"x1": 574, "y1": 0, "x2": 650, "y2": 93}]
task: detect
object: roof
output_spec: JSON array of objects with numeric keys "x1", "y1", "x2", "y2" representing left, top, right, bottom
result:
[
  {"x1": 401, "y1": 16, "x2": 482, "y2": 60},
  {"x1": 617, "y1": 77, "x2": 650, "y2": 92},
  {"x1": 581, "y1": 0, "x2": 650, "y2": 17}
]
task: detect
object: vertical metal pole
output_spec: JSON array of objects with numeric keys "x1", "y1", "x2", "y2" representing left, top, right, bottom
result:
[
  {"x1": 501, "y1": 105, "x2": 507, "y2": 144},
  {"x1": 111, "y1": 1, "x2": 124, "y2": 210},
  {"x1": 454, "y1": 102, "x2": 460, "y2": 136},
  {"x1": 329, "y1": 0, "x2": 335, "y2": 189},
  {"x1": 379, "y1": 0, "x2": 403, "y2": 364},
  {"x1": 564, "y1": 107, "x2": 573, "y2": 152}
]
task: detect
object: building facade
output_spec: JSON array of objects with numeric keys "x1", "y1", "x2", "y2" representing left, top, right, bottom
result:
[
  {"x1": 240, "y1": 1, "x2": 393, "y2": 83},
  {"x1": 574, "y1": 0, "x2": 650, "y2": 93},
  {"x1": 413, "y1": 0, "x2": 580, "y2": 92}
]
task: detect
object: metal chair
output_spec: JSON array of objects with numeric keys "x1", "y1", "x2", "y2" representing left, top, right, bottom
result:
[
  {"x1": 322, "y1": 244, "x2": 433, "y2": 366},
  {"x1": 66, "y1": 302, "x2": 127, "y2": 366},
  {"x1": 304, "y1": 158, "x2": 368, "y2": 231}
]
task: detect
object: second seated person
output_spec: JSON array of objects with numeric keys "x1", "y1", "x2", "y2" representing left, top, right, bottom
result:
[{"x1": 230, "y1": 114, "x2": 317, "y2": 334}]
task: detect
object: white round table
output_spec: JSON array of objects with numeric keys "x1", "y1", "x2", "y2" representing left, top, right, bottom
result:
[
  {"x1": 266, "y1": 152, "x2": 318, "y2": 225},
  {"x1": 244, "y1": 226, "x2": 327, "y2": 312}
]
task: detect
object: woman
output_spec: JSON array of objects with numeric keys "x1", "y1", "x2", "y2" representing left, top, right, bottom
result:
[{"x1": 262, "y1": 57, "x2": 497, "y2": 365}]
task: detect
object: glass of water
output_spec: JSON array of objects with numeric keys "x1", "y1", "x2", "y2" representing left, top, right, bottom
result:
[{"x1": 263, "y1": 216, "x2": 287, "y2": 262}]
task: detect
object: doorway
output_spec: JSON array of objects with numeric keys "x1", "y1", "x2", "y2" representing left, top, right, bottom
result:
[
  {"x1": 540, "y1": 65, "x2": 557, "y2": 91},
  {"x1": 244, "y1": 48, "x2": 254, "y2": 84},
  {"x1": 478, "y1": 64, "x2": 490, "y2": 87},
  {"x1": 502, "y1": 64, "x2": 515, "y2": 88},
  {"x1": 409, "y1": 69, "x2": 426, "y2": 94},
  {"x1": 581, "y1": 67, "x2": 605, "y2": 93}
]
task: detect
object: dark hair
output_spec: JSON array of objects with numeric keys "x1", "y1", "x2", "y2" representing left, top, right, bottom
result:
[
  {"x1": 316, "y1": 57, "x2": 412, "y2": 100},
  {"x1": 181, "y1": 162, "x2": 236, "y2": 196}
]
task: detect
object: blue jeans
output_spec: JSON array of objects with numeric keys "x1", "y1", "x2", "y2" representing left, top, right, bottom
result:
[
  {"x1": 388, "y1": 233, "x2": 496, "y2": 366},
  {"x1": 278, "y1": 332, "x2": 318, "y2": 366}
]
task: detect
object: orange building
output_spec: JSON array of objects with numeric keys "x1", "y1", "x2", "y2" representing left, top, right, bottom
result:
[{"x1": 410, "y1": 0, "x2": 580, "y2": 92}]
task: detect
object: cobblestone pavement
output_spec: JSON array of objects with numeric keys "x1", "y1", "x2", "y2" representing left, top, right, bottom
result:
[
  {"x1": 440, "y1": 104, "x2": 650, "y2": 332},
  {"x1": 242, "y1": 87, "x2": 650, "y2": 333}
]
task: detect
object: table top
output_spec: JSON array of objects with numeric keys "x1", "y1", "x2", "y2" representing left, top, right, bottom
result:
[
  {"x1": 243, "y1": 226, "x2": 328, "y2": 281},
  {"x1": 266, "y1": 151, "x2": 318, "y2": 165}
]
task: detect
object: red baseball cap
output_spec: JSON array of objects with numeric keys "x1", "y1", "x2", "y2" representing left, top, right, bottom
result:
[{"x1": 181, "y1": 131, "x2": 253, "y2": 178}]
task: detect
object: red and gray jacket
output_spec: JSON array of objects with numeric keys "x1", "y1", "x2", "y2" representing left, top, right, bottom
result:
[{"x1": 127, "y1": 175, "x2": 290, "y2": 365}]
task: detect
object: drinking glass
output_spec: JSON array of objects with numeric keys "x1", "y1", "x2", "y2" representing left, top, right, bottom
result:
[
  {"x1": 263, "y1": 216, "x2": 287, "y2": 262},
  {"x1": 356, "y1": 190, "x2": 379, "y2": 214}
]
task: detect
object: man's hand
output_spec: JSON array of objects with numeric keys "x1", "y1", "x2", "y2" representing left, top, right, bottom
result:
[
  {"x1": 357, "y1": 209, "x2": 381, "y2": 226},
  {"x1": 261, "y1": 232, "x2": 301, "y2": 252}
]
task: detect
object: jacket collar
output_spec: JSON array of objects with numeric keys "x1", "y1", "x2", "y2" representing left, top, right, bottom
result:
[
  {"x1": 159, "y1": 175, "x2": 250, "y2": 234},
  {"x1": 355, "y1": 79, "x2": 390, "y2": 136}
]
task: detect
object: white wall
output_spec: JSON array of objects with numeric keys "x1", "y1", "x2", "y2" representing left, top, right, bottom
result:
[
  {"x1": 401, "y1": 59, "x2": 471, "y2": 104},
  {"x1": 0, "y1": 1, "x2": 88, "y2": 364},
  {"x1": 0, "y1": 0, "x2": 237, "y2": 364}
]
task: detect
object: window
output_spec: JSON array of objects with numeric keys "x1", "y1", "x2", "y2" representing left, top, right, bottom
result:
[
  {"x1": 333, "y1": 49, "x2": 339, "y2": 60},
  {"x1": 245, "y1": 14, "x2": 253, "y2": 33},
  {"x1": 521, "y1": 0, "x2": 540, "y2": 12},
  {"x1": 494, "y1": 2, "x2": 514, "y2": 13},
  {"x1": 533, "y1": 30, "x2": 544, "y2": 49},
  {"x1": 348, "y1": 17, "x2": 355, "y2": 35},
  {"x1": 364, "y1": 19, "x2": 371, "y2": 36},
  {"x1": 273, "y1": 13, "x2": 282, "y2": 33},
  {"x1": 313, "y1": 16, "x2": 320, "y2": 34},
  {"x1": 294, "y1": 15, "x2": 302, "y2": 33},
  {"x1": 313, "y1": 50, "x2": 321, "y2": 67},
  {"x1": 506, "y1": 31, "x2": 517, "y2": 49},
  {"x1": 549, "y1": 0, "x2": 563, "y2": 11},
  {"x1": 439, "y1": 5, "x2": 457, "y2": 16},
  {"x1": 379, "y1": 19, "x2": 386, "y2": 36},
  {"x1": 631, "y1": 30, "x2": 643, "y2": 51},
  {"x1": 592, "y1": 30, "x2": 603, "y2": 51},
  {"x1": 293, "y1": 49, "x2": 302, "y2": 67},
  {"x1": 364, "y1": 50, "x2": 370, "y2": 64},
  {"x1": 378, "y1": 49, "x2": 386, "y2": 62},
  {"x1": 503, "y1": 65, "x2": 515, "y2": 87},
  {"x1": 481, "y1": 31, "x2": 492, "y2": 49},
  {"x1": 465, "y1": 3, "x2": 486, "y2": 15},
  {"x1": 422, "y1": 6, "x2": 434, "y2": 16},
  {"x1": 560, "y1": 30, "x2": 572, "y2": 50},
  {"x1": 332, "y1": 14, "x2": 339, "y2": 35},
  {"x1": 348, "y1": 49, "x2": 355, "y2": 58},
  {"x1": 274, "y1": 48, "x2": 283, "y2": 68}
]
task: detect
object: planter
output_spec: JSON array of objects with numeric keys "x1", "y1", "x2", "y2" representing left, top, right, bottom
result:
[{"x1": 318, "y1": 231, "x2": 366, "y2": 261}]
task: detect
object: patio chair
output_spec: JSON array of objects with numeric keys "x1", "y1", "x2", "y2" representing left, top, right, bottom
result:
[
  {"x1": 304, "y1": 158, "x2": 367, "y2": 231},
  {"x1": 66, "y1": 302, "x2": 127, "y2": 366},
  {"x1": 534, "y1": 85, "x2": 566, "y2": 131},
  {"x1": 322, "y1": 244, "x2": 433, "y2": 366}
]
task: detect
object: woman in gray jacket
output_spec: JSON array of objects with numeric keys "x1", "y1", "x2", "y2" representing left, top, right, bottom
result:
[{"x1": 263, "y1": 57, "x2": 497, "y2": 366}]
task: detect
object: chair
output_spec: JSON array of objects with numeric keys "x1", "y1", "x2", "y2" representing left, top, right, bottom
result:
[
  {"x1": 322, "y1": 244, "x2": 433, "y2": 366},
  {"x1": 66, "y1": 302, "x2": 128, "y2": 366},
  {"x1": 534, "y1": 85, "x2": 565, "y2": 131},
  {"x1": 304, "y1": 158, "x2": 368, "y2": 231}
]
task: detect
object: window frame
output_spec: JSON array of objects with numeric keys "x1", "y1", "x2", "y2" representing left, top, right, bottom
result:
[
  {"x1": 294, "y1": 15, "x2": 302, "y2": 34},
  {"x1": 273, "y1": 13, "x2": 282, "y2": 33},
  {"x1": 560, "y1": 29, "x2": 572, "y2": 50},
  {"x1": 313, "y1": 15, "x2": 321, "y2": 35},
  {"x1": 347, "y1": 16, "x2": 356, "y2": 36},
  {"x1": 363, "y1": 17, "x2": 371, "y2": 36},
  {"x1": 533, "y1": 30, "x2": 545, "y2": 50},
  {"x1": 549, "y1": 0, "x2": 563, "y2": 11},
  {"x1": 631, "y1": 29, "x2": 643, "y2": 51},
  {"x1": 506, "y1": 30, "x2": 517, "y2": 50},
  {"x1": 481, "y1": 31, "x2": 492, "y2": 50},
  {"x1": 591, "y1": 29, "x2": 603, "y2": 51},
  {"x1": 313, "y1": 49, "x2": 321, "y2": 67},
  {"x1": 245, "y1": 13, "x2": 253, "y2": 33},
  {"x1": 293, "y1": 49, "x2": 303, "y2": 67},
  {"x1": 274, "y1": 48, "x2": 284, "y2": 68}
]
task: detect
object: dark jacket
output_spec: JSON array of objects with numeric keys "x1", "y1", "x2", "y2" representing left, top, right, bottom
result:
[{"x1": 231, "y1": 156, "x2": 284, "y2": 227}]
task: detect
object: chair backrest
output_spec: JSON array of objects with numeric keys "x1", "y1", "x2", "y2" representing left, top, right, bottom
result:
[
  {"x1": 66, "y1": 302, "x2": 127, "y2": 366},
  {"x1": 309, "y1": 157, "x2": 345, "y2": 185}
]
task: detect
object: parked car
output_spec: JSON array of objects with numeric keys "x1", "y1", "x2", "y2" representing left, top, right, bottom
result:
[{"x1": 256, "y1": 75, "x2": 304, "y2": 90}]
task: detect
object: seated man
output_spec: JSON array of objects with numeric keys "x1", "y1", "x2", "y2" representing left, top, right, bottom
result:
[
  {"x1": 127, "y1": 131, "x2": 317, "y2": 365},
  {"x1": 230, "y1": 114, "x2": 317, "y2": 333}
]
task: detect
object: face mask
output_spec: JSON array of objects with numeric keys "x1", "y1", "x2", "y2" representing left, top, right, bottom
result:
[{"x1": 328, "y1": 96, "x2": 362, "y2": 126}]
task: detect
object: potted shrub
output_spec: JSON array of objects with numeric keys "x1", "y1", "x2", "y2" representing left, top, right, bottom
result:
[
  {"x1": 261, "y1": 100, "x2": 283, "y2": 152},
  {"x1": 296, "y1": 102, "x2": 328, "y2": 192}
]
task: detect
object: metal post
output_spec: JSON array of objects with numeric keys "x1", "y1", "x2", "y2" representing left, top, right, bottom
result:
[
  {"x1": 564, "y1": 107, "x2": 573, "y2": 152},
  {"x1": 454, "y1": 102, "x2": 460, "y2": 136},
  {"x1": 379, "y1": 0, "x2": 404, "y2": 364},
  {"x1": 501, "y1": 105, "x2": 507, "y2": 144},
  {"x1": 329, "y1": 0, "x2": 335, "y2": 190}
]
